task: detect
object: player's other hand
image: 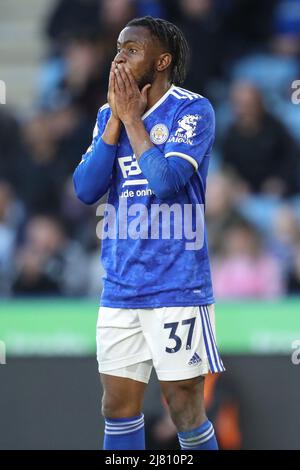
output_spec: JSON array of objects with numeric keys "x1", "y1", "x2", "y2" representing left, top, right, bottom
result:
[
  {"x1": 107, "y1": 62, "x2": 120, "y2": 121},
  {"x1": 114, "y1": 64, "x2": 151, "y2": 125}
]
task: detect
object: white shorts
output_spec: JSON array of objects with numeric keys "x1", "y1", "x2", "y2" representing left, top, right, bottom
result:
[{"x1": 96, "y1": 305, "x2": 225, "y2": 383}]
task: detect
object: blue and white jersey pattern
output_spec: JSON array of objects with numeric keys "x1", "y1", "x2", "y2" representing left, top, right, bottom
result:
[{"x1": 84, "y1": 85, "x2": 216, "y2": 308}]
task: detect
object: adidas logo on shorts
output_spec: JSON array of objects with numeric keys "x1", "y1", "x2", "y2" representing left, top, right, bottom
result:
[{"x1": 188, "y1": 352, "x2": 202, "y2": 365}]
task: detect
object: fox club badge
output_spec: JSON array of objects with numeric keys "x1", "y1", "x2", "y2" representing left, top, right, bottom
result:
[
  {"x1": 168, "y1": 114, "x2": 201, "y2": 145},
  {"x1": 150, "y1": 123, "x2": 169, "y2": 144}
]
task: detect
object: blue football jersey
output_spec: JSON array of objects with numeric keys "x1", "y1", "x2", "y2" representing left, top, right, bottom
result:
[{"x1": 86, "y1": 85, "x2": 215, "y2": 308}]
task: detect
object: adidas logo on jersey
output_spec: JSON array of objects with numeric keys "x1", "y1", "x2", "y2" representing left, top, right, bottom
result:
[{"x1": 188, "y1": 352, "x2": 202, "y2": 365}]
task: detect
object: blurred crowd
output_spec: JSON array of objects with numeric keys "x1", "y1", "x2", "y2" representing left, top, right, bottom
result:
[{"x1": 1, "y1": 0, "x2": 300, "y2": 299}]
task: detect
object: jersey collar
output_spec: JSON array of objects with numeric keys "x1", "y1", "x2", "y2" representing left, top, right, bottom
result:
[{"x1": 142, "y1": 84, "x2": 175, "y2": 121}]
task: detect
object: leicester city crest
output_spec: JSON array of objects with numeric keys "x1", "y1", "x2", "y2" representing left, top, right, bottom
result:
[{"x1": 150, "y1": 123, "x2": 169, "y2": 145}]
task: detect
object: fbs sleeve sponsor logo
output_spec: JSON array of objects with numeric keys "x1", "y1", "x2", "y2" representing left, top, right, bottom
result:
[
  {"x1": 118, "y1": 155, "x2": 148, "y2": 188},
  {"x1": 0, "y1": 80, "x2": 6, "y2": 104}
]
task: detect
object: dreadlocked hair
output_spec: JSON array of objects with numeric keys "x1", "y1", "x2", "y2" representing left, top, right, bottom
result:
[{"x1": 126, "y1": 16, "x2": 189, "y2": 85}]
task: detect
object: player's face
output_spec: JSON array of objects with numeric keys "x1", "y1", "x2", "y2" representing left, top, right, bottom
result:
[{"x1": 115, "y1": 26, "x2": 158, "y2": 89}]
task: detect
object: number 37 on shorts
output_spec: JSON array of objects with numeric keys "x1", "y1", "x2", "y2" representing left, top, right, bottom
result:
[{"x1": 96, "y1": 304, "x2": 225, "y2": 382}]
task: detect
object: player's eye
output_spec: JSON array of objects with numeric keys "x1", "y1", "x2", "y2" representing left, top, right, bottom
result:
[{"x1": 116, "y1": 47, "x2": 137, "y2": 55}]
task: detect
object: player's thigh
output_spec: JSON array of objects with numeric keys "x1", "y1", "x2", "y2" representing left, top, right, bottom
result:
[
  {"x1": 100, "y1": 373, "x2": 147, "y2": 418},
  {"x1": 96, "y1": 306, "x2": 153, "y2": 374}
]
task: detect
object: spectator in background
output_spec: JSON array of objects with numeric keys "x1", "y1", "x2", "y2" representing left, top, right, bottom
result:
[
  {"x1": 231, "y1": 0, "x2": 300, "y2": 141},
  {"x1": 60, "y1": 178, "x2": 106, "y2": 297},
  {"x1": 46, "y1": 102, "x2": 95, "y2": 176},
  {"x1": 46, "y1": 0, "x2": 100, "y2": 48},
  {"x1": 40, "y1": 30, "x2": 108, "y2": 118},
  {"x1": 21, "y1": 113, "x2": 66, "y2": 214},
  {"x1": 177, "y1": 0, "x2": 223, "y2": 95},
  {"x1": 206, "y1": 172, "x2": 247, "y2": 254},
  {"x1": 13, "y1": 215, "x2": 88, "y2": 296},
  {"x1": 21, "y1": 97, "x2": 94, "y2": 215},
  {"x1": 221, "y1": 0, "x2": 278, "y2": 60},
  {"x1": 62, "y1": 33, "x2": 107, "y2": 117},
  {"x1": 212, "y1": 218, "x2": 284, "y2": 299},
  {"x1": 269, "y1": 205, "x2": 300, "y2": 276},
  {"x1": 0, "y1": 109, "x2": 24, "y2": 194},
  {"x1": 60, "y1": 177, "x2": 96, "y2": 240},
  {"x1": 222, "y1": 81, "x2": 299, "y2": 196},
  {"x1": 86, "y1": 235, "x2": 106, "y2": 298},
  {"x1": 100, "y1": 0, "x2": 135, "y2": 34}
]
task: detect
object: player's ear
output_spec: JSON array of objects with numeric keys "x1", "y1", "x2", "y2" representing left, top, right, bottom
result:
[{"x1": 156, "y1": 53, "x2": 172, "y2": 73}]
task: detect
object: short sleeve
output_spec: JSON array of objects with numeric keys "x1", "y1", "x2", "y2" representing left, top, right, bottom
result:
[{"x1": 164, "y1": 98, "x2": 215, "y2": 171}]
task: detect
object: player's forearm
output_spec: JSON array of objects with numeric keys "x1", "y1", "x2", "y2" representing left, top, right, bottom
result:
[
  {"x1": 102, "y1": 115, "x2": 122, "y2": 145},
  {"x1": 139, "y1": 147, "x2": 195, "y2": 200},
  {"x1": 124, "y1": 118, "x2": 195, "y2": 199},
  {"x1": 73, "y1": 137, "x2": 117, "y2": 205},
  {"x1": 123, "y1": 118, "x2": 153, "y2": 160}
]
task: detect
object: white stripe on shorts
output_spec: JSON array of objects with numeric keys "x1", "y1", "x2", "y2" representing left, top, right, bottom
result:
[
  {"x1": 199, "y1": 306, "x2": 225, "y2": 373},
  {"x1": 203, "y1": 306, "x2": 225, "y2": 372}
]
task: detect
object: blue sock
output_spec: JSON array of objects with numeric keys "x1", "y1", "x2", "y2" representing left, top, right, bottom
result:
[
  {"x1": 103, "y1": 413, "x2": 145, "y2": 450},
  {"x1": 178, "y1": 419, "x2": 218, "y2": 450}
]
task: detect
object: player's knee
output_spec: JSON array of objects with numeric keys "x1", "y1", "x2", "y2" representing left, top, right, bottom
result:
[
  {"x1": 101, "y1": 392, "x2": 124, "y2": 418},
  {"x1": 101, "y1": 392, "x2": 141, "y2": 419},
  {"x1": 167, "y1": 392, "x2": 206, "y2": 431},
  {"x1": 163, "y1": 378, "x2": 202, "y2": 406},
  {"x1": 164, "y1": 386, "x2": 195, "y2": 412},
  {"x1": 162, "y1": 378, "x2": 206, "y2": 430}
]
